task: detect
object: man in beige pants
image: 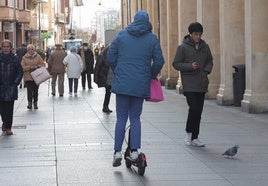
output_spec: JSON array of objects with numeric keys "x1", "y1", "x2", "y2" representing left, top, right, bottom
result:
[{"x1": 47, "y1": 44, "x2": 67, "y2": 96}]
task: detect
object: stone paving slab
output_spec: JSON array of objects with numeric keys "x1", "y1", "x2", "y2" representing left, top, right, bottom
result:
[{"x1": 0, "y1": 78, "x2": 268, "y2": 186}]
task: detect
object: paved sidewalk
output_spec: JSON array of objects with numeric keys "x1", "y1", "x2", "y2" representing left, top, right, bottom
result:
[{"x1": 0, "y1": 79, "x2": 268, "y2": 186}]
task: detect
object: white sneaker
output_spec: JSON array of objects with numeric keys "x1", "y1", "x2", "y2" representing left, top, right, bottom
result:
[
  {"x1": 191, "y1": 139, "x2": 205, "y2": 147},
  {"x1": 130, "y1": 151, "x2": 138, "y2": 161},
  {"x1": 184, "y1": 133, "x2": 192, "y2": 145},
  {"x1": 112, "y1": 151, "x2": 122, "y2": 167}
]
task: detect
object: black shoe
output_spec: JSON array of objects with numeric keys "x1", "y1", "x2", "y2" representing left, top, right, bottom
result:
[
  {"x1": 1, "y1": 124, "x2": 7, "y2": 132},
  {"x1": 102, "y1": 107, "x2": 112, "y2": 113},
  {"x1": 59, "y1": 95, "x2": 63, "y2": 97},
  {"x1": 4, "y1": 129, "x2": 13, "y2": 135},
  {"x1": 51, "y1": 93, "x2": 55, "y2": 96}
]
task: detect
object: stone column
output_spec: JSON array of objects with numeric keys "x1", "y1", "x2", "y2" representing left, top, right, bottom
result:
[
  {"x1": 121, "y1": 0, "x2": 128, "y2": 28},
  {"x1": 150, "y1": 0, "x2": 159, "y2": 36},
  {"x1": 159, "y1": 0, "x2": 168, "y2": 83},
  {"x1": 137, "y1": 0, "x2": 142, "y2": 10},
  {"x1": 217, "y1": 0, "x2": 245, "y2": 105},
  {"x1": 242, "y1": 0, "x2": 268, "y2": 113},
  {"x1": 165, "y1": 0, "x2": 179, "y2": 89},
  {"x1": 141, "y1": 0, "x2": 148, "y2": 12},
  {"x1": 197, "y1": 0, "x2": 220, "y2": 99},
  {"x1": 176, "y1": 0, "x2": 197, "y2": 93},
  {"x1": 130, "y1": 0, "x2": 138, "y2": 21}
]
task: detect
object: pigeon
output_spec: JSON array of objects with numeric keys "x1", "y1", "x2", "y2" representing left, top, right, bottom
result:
[{"x1": 222, "y1": 145, "x2": 239, "y2": 158}]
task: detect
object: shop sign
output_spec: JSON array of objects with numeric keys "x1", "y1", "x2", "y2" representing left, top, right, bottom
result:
[{"x1": 3, "y1": 22, "x2": 14, "y2": 32}]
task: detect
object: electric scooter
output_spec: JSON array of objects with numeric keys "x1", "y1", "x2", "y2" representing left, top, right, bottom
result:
[{"x1": 124, "y1": 126, "x2": 147, "y2": 176}]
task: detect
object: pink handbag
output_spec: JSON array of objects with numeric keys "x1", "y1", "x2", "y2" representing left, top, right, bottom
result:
[
  {"x1": 30, "y1": 66, "x2": 51, "y2": 85},
  {"x1": 146, "y1": 79, "x2": 164, "y2": 102}
]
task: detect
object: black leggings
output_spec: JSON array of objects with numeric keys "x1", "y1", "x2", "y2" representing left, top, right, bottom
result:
[
  {"x1": 103, "y1": 85, "x2": 111, "y2": 108},
  {"x1": 184, "y1": 92, "x2": 205, "y2": 140},
  {"x1": 68, "y1": 78, "x2": 78, "y2": 93},
  {"x1": 25, "y1": 81, "x2": 39, "y2": 102},
  {"x1": 0, "y1": 100, "x2": 14, "y2": 129}
]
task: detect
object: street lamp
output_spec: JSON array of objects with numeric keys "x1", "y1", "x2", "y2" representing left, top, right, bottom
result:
[
  {"x1": 36, "y1": 0, "x2": 47, "y2": 49},
  {"x1": 13, "y1": 0, "x2": 16, "y2": 50}
]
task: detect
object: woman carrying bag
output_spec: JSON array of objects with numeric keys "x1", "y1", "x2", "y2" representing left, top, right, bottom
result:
[{"x1": 21, "y1": 44, "x2": 45, "y2": 109}]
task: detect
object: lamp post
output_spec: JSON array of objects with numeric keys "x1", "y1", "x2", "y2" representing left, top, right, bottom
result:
[
  {"x1": 36, "y1": 0, "x2": 47, "y2": 49},
  {"x1": 13, "y1": 0, "x2": 16, "y2": 50},
  {"x1": 38, "y1": 2, "x2": 41, "y2": 49}
]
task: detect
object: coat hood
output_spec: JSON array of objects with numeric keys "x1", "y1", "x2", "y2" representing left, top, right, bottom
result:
[
  {"x1": 183, "y1": 34, "x2": 206, "y2": 48},
  {"x1": 126, "y1": 10, "x2": 152, "y2": 37}
]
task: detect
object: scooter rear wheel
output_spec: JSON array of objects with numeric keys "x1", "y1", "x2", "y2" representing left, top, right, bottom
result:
[{"x1": 124, "y1": 149, "x2": 132, "y2": 168}]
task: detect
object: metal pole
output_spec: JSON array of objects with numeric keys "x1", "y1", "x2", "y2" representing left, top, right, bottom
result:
[
  {"x1": 38, "y1": 2, "x2": 41, "y2": 49},
  {"x1": 13, "y1": 0, "x2": 17, "y2": 51}
]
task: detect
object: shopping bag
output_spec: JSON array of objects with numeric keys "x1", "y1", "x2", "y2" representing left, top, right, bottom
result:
[
  {"x1": 146, "y1": 79, "x2": 164, "y2": 102},
  {"x1": 30, "y1": 66, "x2": 51, "y2": 85}
]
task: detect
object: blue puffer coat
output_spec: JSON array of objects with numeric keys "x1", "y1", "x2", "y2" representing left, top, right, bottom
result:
[
  {"x1": 107, "y1": 11, "x2": 165, "y2": 98},
  {"x1": 0, "y1": 52, "x2": 23, "y2": 101}
]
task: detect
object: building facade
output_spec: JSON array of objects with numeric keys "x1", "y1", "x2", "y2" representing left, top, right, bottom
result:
[
  {"x1": 0, "y1": 0, "x2": 70, "y2": 50},
  {"x1": 0, "y1": 0, "x2": 31, "y2": 49},
  {"x1": 121, "y1": 0, "x2": 268, "y2": 113}
]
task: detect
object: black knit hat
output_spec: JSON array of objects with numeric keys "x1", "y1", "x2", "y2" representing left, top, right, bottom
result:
[{"x1": 188, "y1": 22, "x2": 203, "y2": 34}]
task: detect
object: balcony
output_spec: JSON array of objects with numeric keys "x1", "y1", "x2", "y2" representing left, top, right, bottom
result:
[{"x1": 0, "y1": 7, "x2": 30, "y2": 23}]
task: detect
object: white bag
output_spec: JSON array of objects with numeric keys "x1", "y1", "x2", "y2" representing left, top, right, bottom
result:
[{"x1": 30, "y1": 66, "x2": 51, "y2": 85}]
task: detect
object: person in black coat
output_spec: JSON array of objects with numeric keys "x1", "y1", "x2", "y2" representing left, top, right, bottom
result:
[
  {"x1": 16, "y1": 43, "x2": 27, "y2": 88},
  {"x1": 78, "y1": 43, "x2": 94, "y2": 89},
  {"x1": 94, "y1": 46, "x2": 113, "y2": 113},
  {"x1": 0, "y1": 40, "x2": 23, "y2": 135}
]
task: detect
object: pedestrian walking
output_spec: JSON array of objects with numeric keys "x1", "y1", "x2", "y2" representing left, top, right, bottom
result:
[
  {"x1": 94, "y1": 46, "x2": 114, "y2": 113},
  {"x1": 78, "y1": 43, "x2": 94, "y2": 90},
  {"x1": 16, "y1": 43, "x2": 27, "y2": 88},
  {"x1": 47, "y1": 44, "x2": 67, "y2": 97},
  {"x1": 21, "y1": 44, "x2": 45, "y2": 110},
  {"x1": 107, "y1": 10, "x2": 165, "y2": 167},
  {"x1": 172, "y1": 22, "x2": 213, "y2": 147},
  {"x1": 63, "y1": 46, "x2": 83, "y2": 96},
  {"x1": 0, "y1": 39, "x2": 23, "y2": 135}
]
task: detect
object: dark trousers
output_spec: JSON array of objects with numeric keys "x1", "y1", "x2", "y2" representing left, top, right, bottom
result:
[
  {"x1": 68, "y1": 78, "x2": 78, "y2": 93},
  {"x1": 25, "y1": 81, "x2": 39, "y2": 102},
  {"x1": 103, "y1": 85, "x2": 111, "y2": 108},
  {"x1": 81, "y1": 70, "x2": 92, "y2": 89},
  {"x1": 184, "y1": 92, "x2": 205, "y2": 140},
  {"x1": 0, "y1": 100, "x2": 14, "y2": 129}
]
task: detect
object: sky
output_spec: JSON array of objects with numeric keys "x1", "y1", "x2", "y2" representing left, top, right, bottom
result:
[{"x1": 72, "y1": 0, "x2": 121, "y2": 29}]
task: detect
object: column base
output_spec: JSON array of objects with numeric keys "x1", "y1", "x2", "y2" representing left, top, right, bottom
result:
[{"x1": 241, "y1": 90, "x2": 268, "y2": 113}]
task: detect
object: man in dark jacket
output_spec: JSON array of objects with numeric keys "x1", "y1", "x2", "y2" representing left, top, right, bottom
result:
[
  {"x1": 0, "y1": 40, "x2": 23, "y2": 135},
  {"x1": 173, "y1": 22, "x2": 213, "y2": 147},
  {"x1": 78, "y1": 43, "x2": 94, "y2": 89},
  {"x1": 16, "y1": 43, "x2": 27, "y2": 88}
]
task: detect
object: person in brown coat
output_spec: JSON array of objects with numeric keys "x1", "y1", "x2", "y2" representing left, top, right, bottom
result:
[
  {"x1": 47, "y1": 44, "x2": 67, "y2": 97},
  {"x1": 21, "y1": 44, "x2": 45, "y2": 109}
]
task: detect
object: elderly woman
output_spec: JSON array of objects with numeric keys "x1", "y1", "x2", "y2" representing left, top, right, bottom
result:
[
  {"x1": 21, "y1": 44, "x2": 45, "y2": 109},
  {"x1": 63, "y1": 46, "x2": 83, "y2": 96}
]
